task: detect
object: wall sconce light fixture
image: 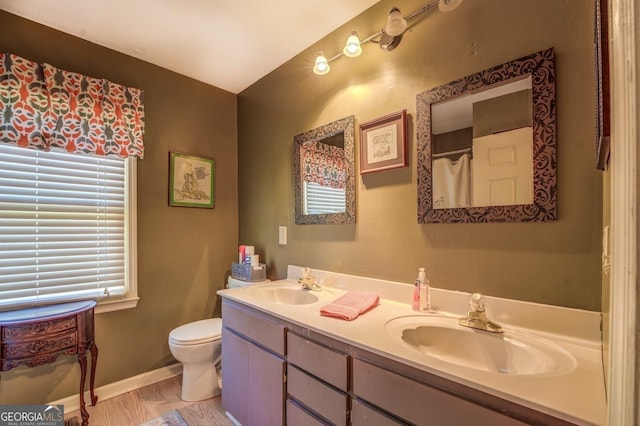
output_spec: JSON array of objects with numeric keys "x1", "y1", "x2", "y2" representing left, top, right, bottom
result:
[
  {"x1": 343, "y1": 32, "x2": 363, "y2": 57},
  {"x1": 384, "y1": 7, "x2": 408, "y2": 37},
  {"x1": 313, "y1": 0, "x2": 463, "y2": 75},
  {"x1": 313, "y1": 53, "x2": 331, "y2": 75}
]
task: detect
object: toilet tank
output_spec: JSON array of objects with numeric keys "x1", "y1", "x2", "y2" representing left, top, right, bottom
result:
[{"x1": 227, "y1": 276, "x2": 270, "y2": 289}]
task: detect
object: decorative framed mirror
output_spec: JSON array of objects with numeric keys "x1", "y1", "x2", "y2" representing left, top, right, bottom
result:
[
  {"x1": 294, "y1": 115, "x2": 356, "y2": 225},
  {"x1": 416, "y1": 48, "x2": 556, "y2": 223}
]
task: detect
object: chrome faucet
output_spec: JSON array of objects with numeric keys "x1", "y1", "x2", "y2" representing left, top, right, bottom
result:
[
  {"x1": 458, "y1": 293, "x2": 503, "y2": 333},
  {"x1": 297, "y1": 267, "x2": 321, "y2": 291}
]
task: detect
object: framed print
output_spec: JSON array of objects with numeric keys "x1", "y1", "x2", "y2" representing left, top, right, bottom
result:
[
  {"x1": 359, "y1": 110, "x2": 408, "y2": 174},
  {"x1": 169, "y1": 151, "x2": 215, "y2": 208}
]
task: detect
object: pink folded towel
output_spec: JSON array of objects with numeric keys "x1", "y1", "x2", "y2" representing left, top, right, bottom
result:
[{"x1": 320, "y1": 291, "x2": 380, "y2": 321}]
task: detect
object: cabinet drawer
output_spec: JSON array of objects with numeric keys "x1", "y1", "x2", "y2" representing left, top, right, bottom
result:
[
  {"x1": 2, "y1": 317, "x2": 76, "y2": 340},
  {"x1": 351, "y1": 399, "x2": 404, "y2": 426},
  {"x1": 288, "y1": 365, "x2": 348, "y2": 426},
  {"x1": 286, "y1": 400, "x2": 327, "y2": 426},
  {"x1": 353, "y1": 359, "x2": 528, "y2": 426},
  {"x1": 222, "y1": 301, "x2": 286, "y2": 356},
  {"x1": 2, "y1": 330, "x2": 77, "y2": 359},
  {"x1": 287, "y1": 332, "x2": 348, "y2": 390}
]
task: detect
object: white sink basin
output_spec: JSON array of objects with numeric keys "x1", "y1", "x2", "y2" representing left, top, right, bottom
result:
[
  {"x1": 250, "y1": 285, "x2": 320, "y2": 305},
  {"x1": 385, "y1": 315, "x2": 576, "y2": 376}
]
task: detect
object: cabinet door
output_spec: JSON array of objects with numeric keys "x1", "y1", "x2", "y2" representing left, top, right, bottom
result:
[
  {"x1": 221, "y1": 328, "x2": 249, "y2": 425},
  {"x1": 222, "y1": 328, "x2": 286, "y2": 426},
  {"x1": 248, "y1": 341, "x2": 285, "y2": 426}
]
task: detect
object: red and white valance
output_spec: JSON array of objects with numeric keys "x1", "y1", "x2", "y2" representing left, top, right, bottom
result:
[
  {"x1": 301, "y1": 141, "x2": 345, "y2": 189},
  {"x1": 0, "y1": 53, "x2": 145, "y2": 158}
]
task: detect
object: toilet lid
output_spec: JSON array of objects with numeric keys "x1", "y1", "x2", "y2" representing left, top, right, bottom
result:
[{"x1": 169, "y1": 318, "x2": 222, "y2": 345}]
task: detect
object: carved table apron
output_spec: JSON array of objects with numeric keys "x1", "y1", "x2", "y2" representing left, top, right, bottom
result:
[{"x1": 0, "y1": 300, "x2": 98, "y2": 425}]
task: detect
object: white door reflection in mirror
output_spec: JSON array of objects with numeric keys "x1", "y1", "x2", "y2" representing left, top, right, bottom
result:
[
  {"x1": 431, "y1": 76, "x2": 532, "y2": 210},
  {"x1": 472, "y1": 127, "x2": 533, "y2": 207}
]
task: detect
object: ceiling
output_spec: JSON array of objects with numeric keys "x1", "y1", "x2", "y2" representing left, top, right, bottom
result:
[{"x1": 0, "y1": 0, "x2": 381, "y2": 94}]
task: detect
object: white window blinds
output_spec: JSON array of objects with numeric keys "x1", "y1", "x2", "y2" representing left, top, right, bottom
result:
[
  {"x1": 303, "y1": 181, "x2": 346, "y2": 215},
  {"x1": 0, "y1": 144, "x2": 132, "y2": 311}
]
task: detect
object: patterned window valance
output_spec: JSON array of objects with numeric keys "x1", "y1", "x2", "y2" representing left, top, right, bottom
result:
[
  {"x1": 0, "y1": 53, "x2": 145, "y2": 158},
  {"x1": 301, "y1": 141, "x2": 345, "y2": 189}
]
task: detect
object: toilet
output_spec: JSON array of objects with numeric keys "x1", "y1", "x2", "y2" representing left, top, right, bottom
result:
[
  {"x1": 168, "y1": 276, "x2": 269, "y2": 401},
  {"x1": 168, "y1": 318, "x2": 223, "y2": 401}
]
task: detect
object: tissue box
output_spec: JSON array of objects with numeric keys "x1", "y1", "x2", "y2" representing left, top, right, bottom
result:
[{"x1": 232, "y1": 262, "x2": 267, "y2": 282}]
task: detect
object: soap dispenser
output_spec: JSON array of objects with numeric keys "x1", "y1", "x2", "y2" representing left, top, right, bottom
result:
[
  {"x1": 418, "y1": 268, "x2": 431, "y2": 312},
  {"x1": 412, "y1": 267, "x2": 427, "y2": 311}
]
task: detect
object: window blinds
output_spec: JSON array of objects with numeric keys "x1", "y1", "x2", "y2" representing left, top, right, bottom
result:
[
  {"x1": 0, "y1": 144, "x2": 127, "y2": 310},
  {"x1": 303, "y1": 181, "x2": 346, "y2": 215}
]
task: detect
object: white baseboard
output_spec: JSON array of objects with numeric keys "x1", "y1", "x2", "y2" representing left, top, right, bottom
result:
[
  {"x1": 49, "y1": 363, "x2": 182, "y2": 413},
  {"x1": 225, "y1": 411, "x2": 242, "y2": 426}
]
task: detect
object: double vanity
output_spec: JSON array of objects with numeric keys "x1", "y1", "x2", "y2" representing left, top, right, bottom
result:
[{"x1": 217, "y1": 266, "x2": 606, "y2": 425}]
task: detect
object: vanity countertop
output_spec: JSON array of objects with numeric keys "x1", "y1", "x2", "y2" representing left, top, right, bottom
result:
[{"x1": 217, "y1": 266, "x2": 606, "y2": 426}]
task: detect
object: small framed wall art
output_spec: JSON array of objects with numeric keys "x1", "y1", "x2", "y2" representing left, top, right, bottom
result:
[
  {"x1": 168, "y1": 151, "x2": 215, "y2": 208},
  {"x1": 359, "y1": 110, "x2": 408, "y2": 174}
]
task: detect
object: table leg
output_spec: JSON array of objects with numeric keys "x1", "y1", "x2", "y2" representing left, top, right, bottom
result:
[
  {"x1": 89, "y1": 342, "x2": 98, "y2": 405},
  {"x1": 78, "y1": 352, "x2": 89, "y2": 426}
]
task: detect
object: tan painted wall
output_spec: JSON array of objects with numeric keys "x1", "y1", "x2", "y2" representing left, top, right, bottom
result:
[
  {"x1": 0, "y1": 12, "x2": 238, "y2": 404},
  {"x1": 238, "y1": 0, "x2": 603, "y2": 311}
]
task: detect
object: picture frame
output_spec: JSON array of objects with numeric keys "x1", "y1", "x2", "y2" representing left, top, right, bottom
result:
[
  {"x1": 359, "y1": 110, "x2": 408, "y2": 174},
  {"x1": 168, "y1": 151, "x2": 215, "y2": 208}
]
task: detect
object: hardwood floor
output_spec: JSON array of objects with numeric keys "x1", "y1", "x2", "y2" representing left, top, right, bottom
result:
[{"x1": 65, "y1": 375, "x2": 233, "y2": 426}]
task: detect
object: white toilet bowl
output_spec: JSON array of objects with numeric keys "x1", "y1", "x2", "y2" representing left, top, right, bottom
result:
[{"x1": 168, "y1": 318, "x2": 222, "y2": 401}]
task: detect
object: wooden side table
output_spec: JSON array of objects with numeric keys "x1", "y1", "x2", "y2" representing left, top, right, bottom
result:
[{"x1": 0, "y1": 300, "x2": 99, "y2": 425}]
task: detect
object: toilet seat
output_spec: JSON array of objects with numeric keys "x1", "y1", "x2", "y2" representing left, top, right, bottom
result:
[{"x1": 169, "y1": 318, "x2": 222, "y2": 346}]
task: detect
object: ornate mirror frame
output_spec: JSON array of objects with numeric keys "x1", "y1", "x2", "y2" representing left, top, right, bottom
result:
[
  {"x1": 416, "y1": 48, "x2": 556, "y2": 223},
  {"x1": 294, "y1": 115, "x2": 356, "y2": 225}
]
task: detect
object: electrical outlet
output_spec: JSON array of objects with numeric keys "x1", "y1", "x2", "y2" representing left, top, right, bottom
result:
[{"x1": 278, "y1": 226, "x2": 287, "y2": 245}]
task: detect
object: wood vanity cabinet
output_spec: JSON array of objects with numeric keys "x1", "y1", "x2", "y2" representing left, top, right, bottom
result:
[
  {"x1": 221, "y1": 300, "x2": 286, "y2": 426},
  {"x1": 220, "y1": 299, "x2": 573, "y2": 426}
]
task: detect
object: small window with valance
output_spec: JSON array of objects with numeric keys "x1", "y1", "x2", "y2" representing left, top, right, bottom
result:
[{"x1": 0, "y1": 53, "x2": 145, "y2": 312}]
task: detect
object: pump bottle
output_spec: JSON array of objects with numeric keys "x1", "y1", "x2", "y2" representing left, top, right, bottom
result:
[
  {"x1": 413, "y1": 267, "x2": 429, "y2": 311},
  {"x1": 418, "y1": 268, "x2": 431, "y2": 312}
]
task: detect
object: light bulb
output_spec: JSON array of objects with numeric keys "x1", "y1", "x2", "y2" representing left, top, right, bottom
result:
[
  {"x1": 439, "y1": 0, "x2": 464, "y2": 12},
  {"x1": 384, "y1": 7, "x2": 407, "y2": 37},
  {"x1": 313, "y1": 53, "x2": 330, "y2": 75},
  {"x1": 343, "y1": 32, "x2": 362, "y2": 58}
]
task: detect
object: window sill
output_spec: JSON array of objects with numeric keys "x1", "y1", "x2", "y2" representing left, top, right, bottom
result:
[{"x1": 96, "y1": 297, "x2": 139, "y2": 314}]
